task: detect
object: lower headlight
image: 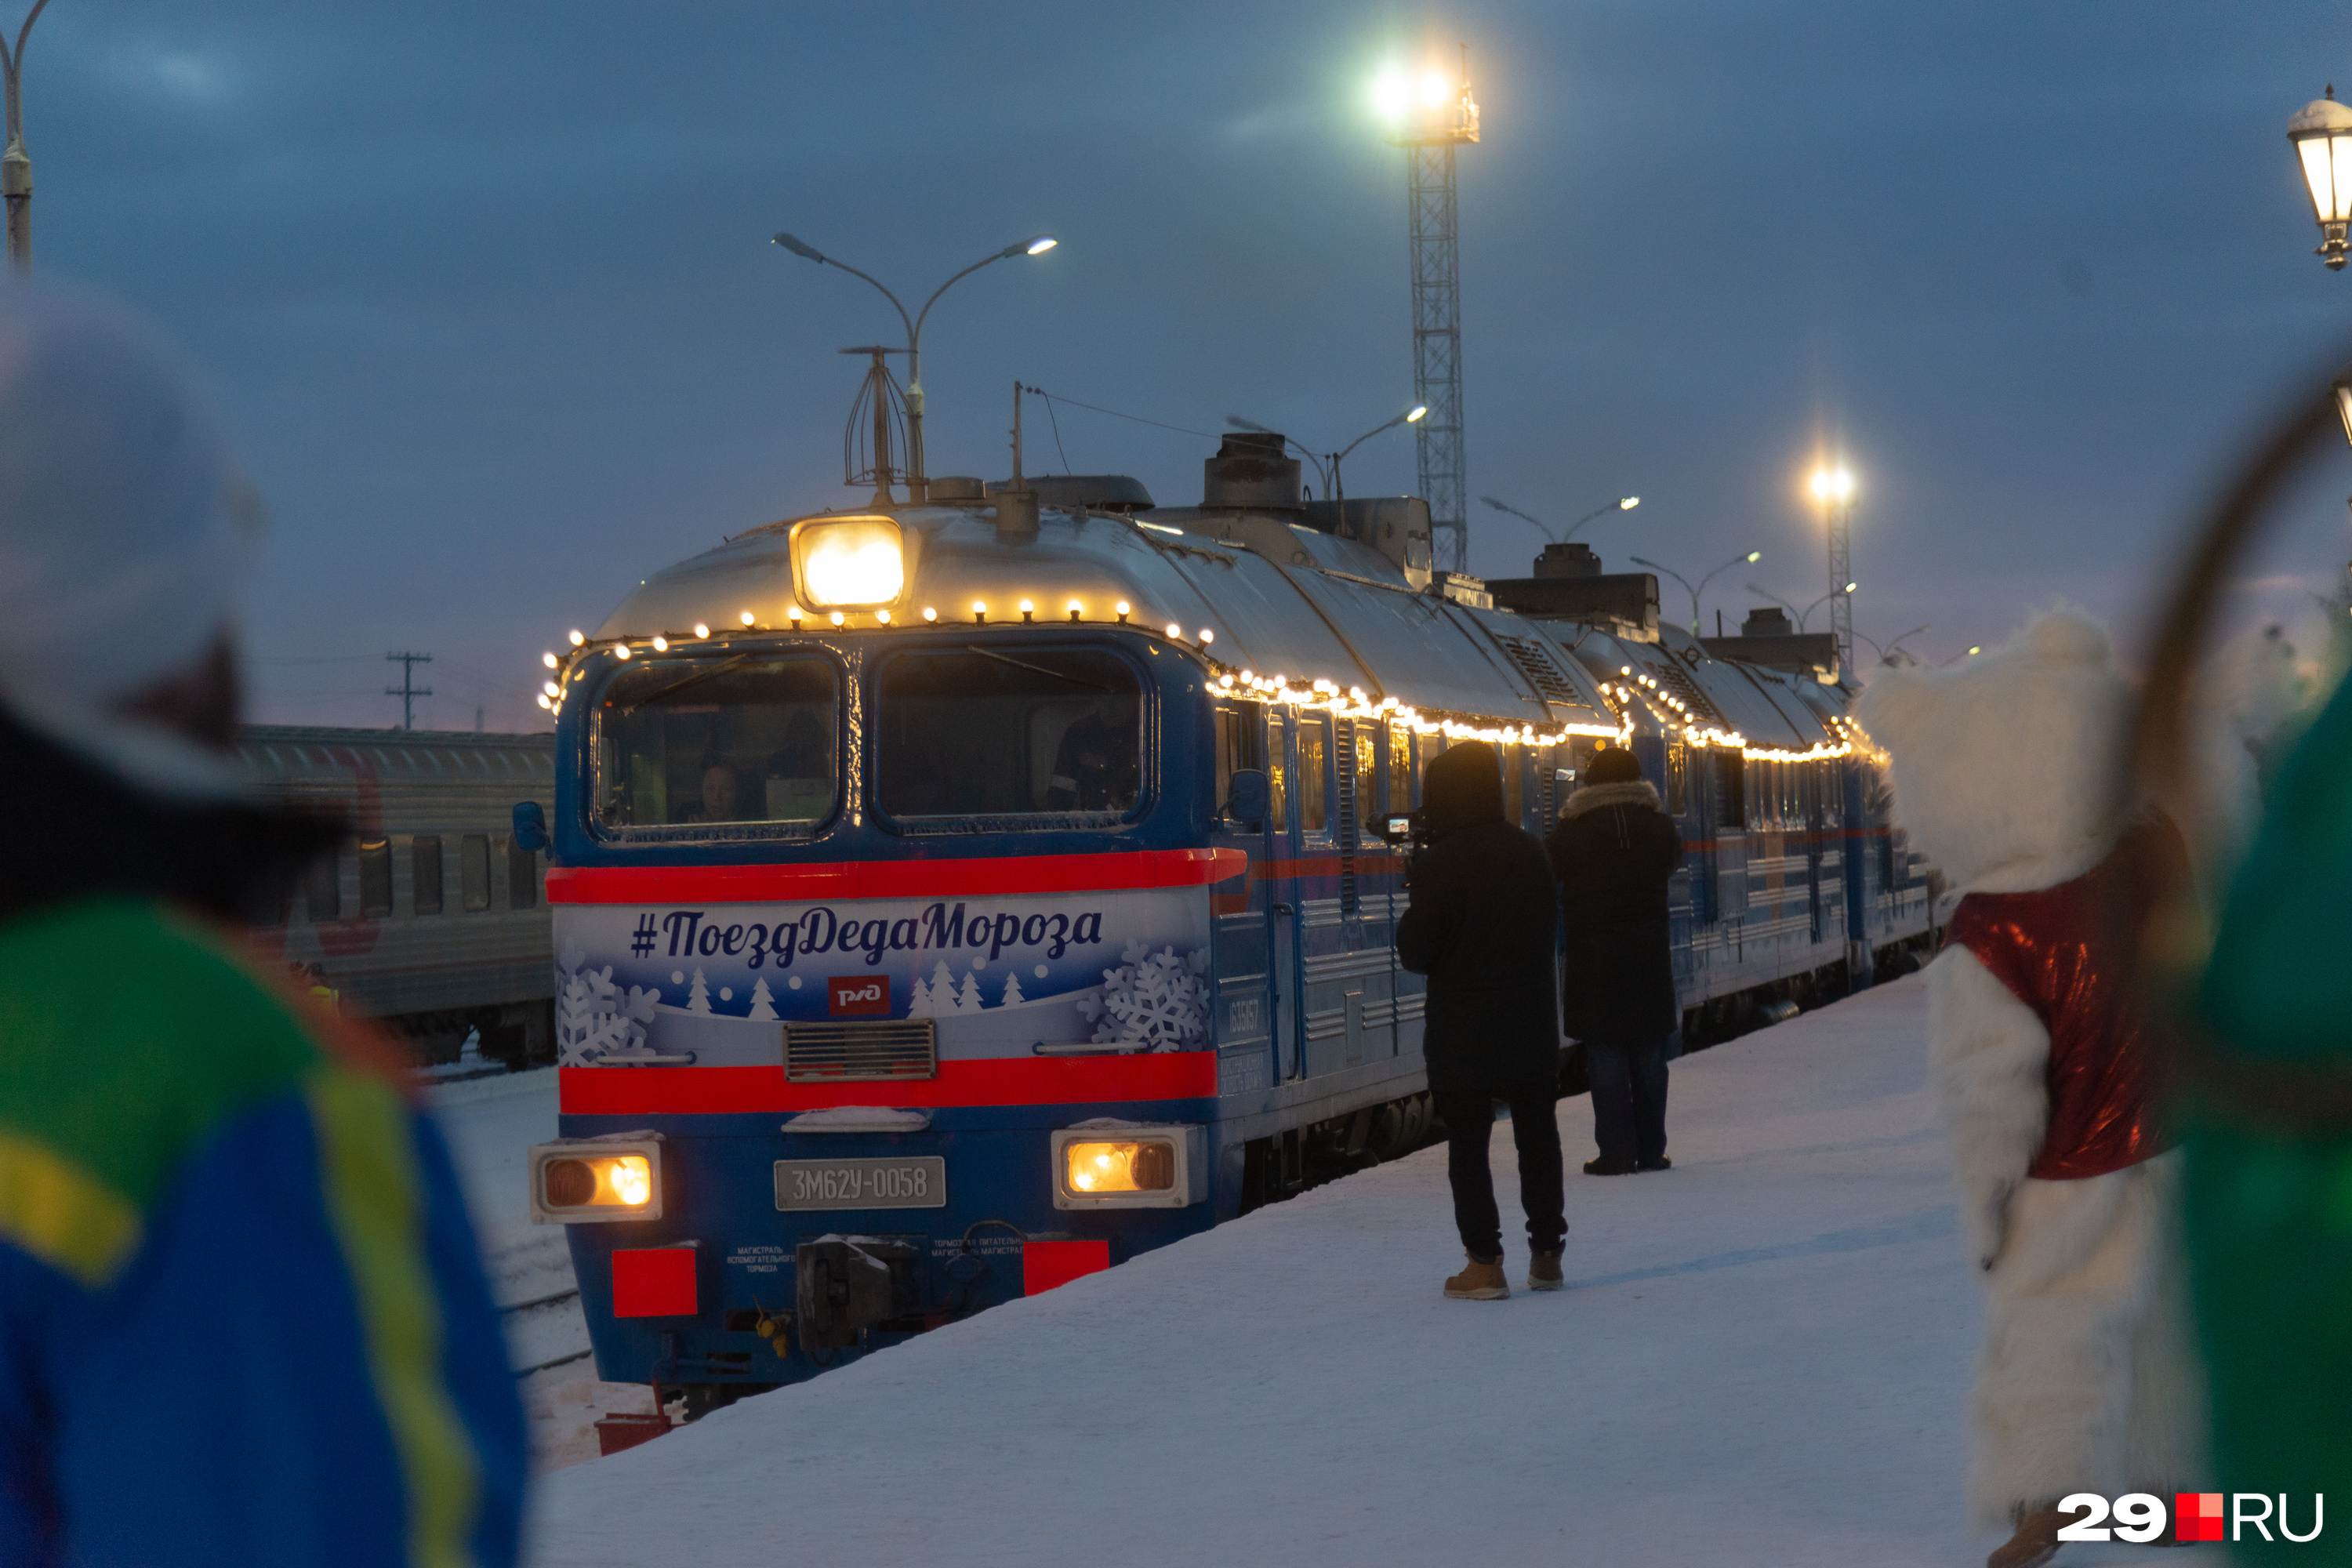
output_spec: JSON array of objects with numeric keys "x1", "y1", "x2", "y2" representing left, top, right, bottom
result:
[
  {"x1": 1064, "y1": 1140, "x2": 1176, "y2": 1194},
  {"x1": 528, "y1": 1134, "x2": 664, "y2": 1224},
  {"x1": 1051, "y1": 1123, "x2": 1205, "y2": 1209}
]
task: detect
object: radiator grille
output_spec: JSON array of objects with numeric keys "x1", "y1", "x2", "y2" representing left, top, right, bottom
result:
[
  {"x1": 1488, "y1": 633, "x2": 1588, "y2": 708},
  {"x1": 783, "y1": 1019, "x2": 938, "y2": 1082}
]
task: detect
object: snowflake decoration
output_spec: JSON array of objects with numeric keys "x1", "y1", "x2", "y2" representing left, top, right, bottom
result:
[
  {"x1": 1076, "y1": 944, "x2": 1210, "y2": 1051},
  {"x1": 554, "y1": 947, "x2": 662, "y2": 1065}
]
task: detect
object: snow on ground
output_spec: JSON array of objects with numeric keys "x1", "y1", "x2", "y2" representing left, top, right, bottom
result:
[
  {"x1": 428, "y1": 1068, "x2": 655, "y2": 1472},
  {"x1": 518, "y1": 975, "x2": 2216, "y2": 1567}
]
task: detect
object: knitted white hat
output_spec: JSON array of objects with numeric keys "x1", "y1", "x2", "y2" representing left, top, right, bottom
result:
[{"x1": 0, "y1": 281, "x2": 259, "y2": 798}]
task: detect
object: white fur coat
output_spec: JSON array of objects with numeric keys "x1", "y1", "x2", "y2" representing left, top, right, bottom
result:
[{"x1": 1860, "y1": 612, "x2": 2205, "y2": 1530}]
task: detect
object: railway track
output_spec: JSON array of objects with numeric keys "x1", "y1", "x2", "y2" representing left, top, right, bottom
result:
[{"x1": 501, "y1": 1285, "x2": 592, "y2": 1377}]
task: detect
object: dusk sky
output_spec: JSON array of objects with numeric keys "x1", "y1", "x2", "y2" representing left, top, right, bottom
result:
[{"x1": 24, "y1": 1, "x2": 2352, "y2": 730}]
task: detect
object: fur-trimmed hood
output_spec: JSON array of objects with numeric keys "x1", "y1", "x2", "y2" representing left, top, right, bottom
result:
[{"x1": 1559, "y1": 779, "x2": 1662, "y2": 822}]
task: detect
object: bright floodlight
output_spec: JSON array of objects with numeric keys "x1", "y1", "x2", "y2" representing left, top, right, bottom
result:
[
  {"x1": 793, "y1": 516, "x2": 906, "y2": 608},
  {"x1": 1620, "y1": 496, "x2": 1640, "y2": 511},
  {"x1": 1372, "y1": 68, "x2": 1412, "y2": 120},
  {"x1": 1843, "y1": 580, "x2": 1857, "y2": 593},
  {"x1": 1420, "y1": 70, "x2": 1451, "y2": 108},
  {"x1": 1809, "y1": 466, "x2": 1856, "y2": 503},
  {"x1": 2291, "y1": 89, "x2": 2352, "y2": 268},
  {"x1": 1025, "y1": 234, "x2": 1058, "y2": 256},
  {"x1": 1406, "y1": 405, "x2": 1428, "y2": 423}
]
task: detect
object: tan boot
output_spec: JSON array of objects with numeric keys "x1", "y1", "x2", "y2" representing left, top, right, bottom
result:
[
  {"x1": 1527, "y1": 1251, "x2": 1565, "y2": 1291},
  {"x1": 1987, "y1": 1501, "x2": 2065, "y2": 1568},
  {"x1": 1443, "y1": 1254, "x2": 1509, "y2": 1300}
]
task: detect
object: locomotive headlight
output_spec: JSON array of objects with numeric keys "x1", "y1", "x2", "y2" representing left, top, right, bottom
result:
[
  {"x1": 528, "y1": 1135, "x2": 664, "y2": 1224},
  {"x1": 793, "y1": 515, "x2": 906, "y2": 608},
  {"x1": 1051, "y1": 1125, "x2": 1206, "y2": 1209}
]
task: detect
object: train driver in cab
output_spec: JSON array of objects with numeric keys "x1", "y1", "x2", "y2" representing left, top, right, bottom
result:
[
  {"x1": 683, "y1": 755, "x2": 748, "y2": 822},
  {"x1": 1045, "y1": 692, "x2": 1141, "y2": 812}
]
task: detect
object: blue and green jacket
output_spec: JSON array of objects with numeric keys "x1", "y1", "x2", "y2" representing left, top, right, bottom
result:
[{"x1": 0, "y1": 896, "x2": 526, "y2": 1566}]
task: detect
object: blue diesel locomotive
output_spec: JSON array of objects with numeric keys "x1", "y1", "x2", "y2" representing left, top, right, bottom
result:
[{"x1": 524, "y1": 434, "x2": 1944, "y2": 1407}]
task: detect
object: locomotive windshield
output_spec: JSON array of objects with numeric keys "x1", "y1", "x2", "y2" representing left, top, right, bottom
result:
[
  {"x1": 875, "y1": 647, "x2": 1142, "y2": 821},
  {"x1": 593, "y1": 655, "x2": 838, "y2": 829}
]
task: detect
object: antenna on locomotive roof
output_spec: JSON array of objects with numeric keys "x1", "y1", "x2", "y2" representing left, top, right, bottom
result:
[{"x1": 996, "y1": 379, "x2": 1039, "y2": 539}]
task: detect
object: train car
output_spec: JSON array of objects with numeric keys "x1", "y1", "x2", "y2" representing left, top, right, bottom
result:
[
  {"x1": 237, "y1": 725, "x2": 557, "y2": 1065},
  {"x1": 523, "y1": 431, "x2": 1942, "y2": 1409}
]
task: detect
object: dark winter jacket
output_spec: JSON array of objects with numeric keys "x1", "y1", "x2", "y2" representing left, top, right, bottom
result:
[
  {"x1": 1545, "y1": 779, "x2": 1683, "y2": 1044},
  {"x1": 1395, "y1": 742, "x2": 1562, "y2": 1094}
]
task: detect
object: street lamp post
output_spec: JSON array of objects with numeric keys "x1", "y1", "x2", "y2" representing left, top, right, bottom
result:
[
  {"x1": 1748, "y1": 579, "x2": 1857, "y2": 631},
  {"x1": 1329, "y1": 405, "x2": 1425, "y2": 506},
  {"x1": 1481, "y1": 493, "x2": 1638, "y2": 544},
  {"x1": 2290, "y1": 86, "x2": 2352, "y2": 270},
  {"x1": 1632, "y1": 550, "x2": 1760, "y2": 636},
  {"x1": 773, "y1": 230, "x2": 1057, "y2": 503},
  {"x1": 0, "y1": 0, "x2": 50, "y2": 273}
]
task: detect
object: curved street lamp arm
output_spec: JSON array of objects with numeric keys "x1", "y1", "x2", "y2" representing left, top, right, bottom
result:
[
  {"x1": 4, "y1": 0, "x2": 46, "y2": 129},
  {"x1": 1693, "y1": 554, "x2": 1758, "y2": 598},
  {"x1": 911, "y1": 249, "x2": 1016, "y2": 353},
  {"x1": 1334, "y1": 410, "x2": 1412, "y2": 465},
  {"x1": 1483, "y1": 495, "x2": 1559, "y2": 543},
  {"x1": 1629, "y1": 555, "x2": 1702, "y2": 628}
]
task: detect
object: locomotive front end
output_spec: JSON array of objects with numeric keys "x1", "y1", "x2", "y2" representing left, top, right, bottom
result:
[{"x1": 530, "y1": 503, "x2": 1238, "y2": 1399}]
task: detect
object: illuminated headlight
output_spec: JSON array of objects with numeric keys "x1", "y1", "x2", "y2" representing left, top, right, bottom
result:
[
  {"x1": 792, "y1": 516, "x2": 905, "y2": 608},
  {"x1": 1051, "y1": 1123, "x2": 1207, "y2": 1209},
  {"x1": 528, "y1": 1134, "x2": 664, "y2": 1224}
]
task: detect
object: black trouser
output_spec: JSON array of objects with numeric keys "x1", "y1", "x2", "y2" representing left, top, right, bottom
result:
[
  {"x1": 1584, "y1": 1036, "x2": 1670, "y2": 1167},
  {"x1": 1434, "y1": 1078, "x2": 1566, "y2": 1261}
]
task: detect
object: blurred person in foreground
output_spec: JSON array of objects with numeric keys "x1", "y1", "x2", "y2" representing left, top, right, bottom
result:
[
  {"x1": 1544, "y1": 745, "x2": 1683, "y2": 1176},
  {"x1": 0, "y1": 285, "x2": 526, "y2": 1566},
  {"x1": 1396, "y1": 741, "x2": 1566, "y2": 1300}
]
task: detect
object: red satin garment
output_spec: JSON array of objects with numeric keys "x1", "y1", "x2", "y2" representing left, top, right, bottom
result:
[{"x1": 1943, "y1": 816, "x2": 2186, "y2": 1181}]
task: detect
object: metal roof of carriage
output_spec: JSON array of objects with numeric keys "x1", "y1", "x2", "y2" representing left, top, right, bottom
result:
[{"x1": 590, "y1": 504, "x2": 1619, "y2": 732}]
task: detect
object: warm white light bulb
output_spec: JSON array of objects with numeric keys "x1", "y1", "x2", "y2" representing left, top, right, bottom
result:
[
  {"x1": 741, "y1": 611, "x2": 756, "y2": 626},
  {"x1": 1199, "y1": 629, "x2": 1214, "y2": 644},
  {"x1": 922, "y1": 607, "x2": 938, "y2": 622},
  {"x1": 652, "y1": 635, "x2": 667, "y2": 651},
  {"x1": 543, "y1": 681, "x2": 558, "y2": 697},
  {"x1": 694, "y1": 623, "x2": 710, "y2": 638},
  {"x1": 568, "y1": 630, "x2": 585, "y2": 646},
  {"x1": 542, "y1": 652, "x2": 558, "y2": 668},
  {"x1": 829, "y1": 611, "x2": 845, "y2": 626}
]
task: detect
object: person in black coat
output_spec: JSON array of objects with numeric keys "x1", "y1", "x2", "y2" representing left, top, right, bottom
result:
[
  {"x1": 1395, "y1": 740, "x2": 1567, "y2": 1299},
  {"x1": 1545, "y1": 744, "x2": 1684, "y2": 1175}
]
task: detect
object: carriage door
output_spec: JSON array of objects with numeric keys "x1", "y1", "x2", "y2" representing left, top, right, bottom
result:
[
  {"x1": 1265, "y1": 710, "x2": 1304, "y2": 1082},
  {"x1": 1212, "y1": 704, "x2": 1276, "y2": 1094}
]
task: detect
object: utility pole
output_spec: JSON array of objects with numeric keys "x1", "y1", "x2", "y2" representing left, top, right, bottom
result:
[
  {"x1": 1387, "y1": 45, "x2": 1479, "y2": 574},
  {"x1": 1, "y1": 1, "x2": 52, "y2": 273},
  {"x1": 385, "y1": 651, "x2": 433, "y2": 731}
]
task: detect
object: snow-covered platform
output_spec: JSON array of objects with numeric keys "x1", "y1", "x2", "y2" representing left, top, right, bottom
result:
[{"x1": 485, "y1": 976, "x2": 2204, "y2": 1566}]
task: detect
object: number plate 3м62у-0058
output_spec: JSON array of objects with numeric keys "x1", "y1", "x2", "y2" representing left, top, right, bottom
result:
[{"x1": 774, "y1": 1157, "x2": 948, "y2": 1211}]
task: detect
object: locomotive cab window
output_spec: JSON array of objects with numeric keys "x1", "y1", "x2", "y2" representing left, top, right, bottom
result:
[
  {"x1": 594, "y1": 655, "x2": 839, "y2": 830},
  {"x1": 1296, "y1": 718, "x2": 1329, "y2": 836},
  {"x1": 876, "y1": 647, "x2": 1142, "y2": 821}
]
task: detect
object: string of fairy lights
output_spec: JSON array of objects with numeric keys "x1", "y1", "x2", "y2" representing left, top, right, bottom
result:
[{"x1": 533, "y1": 597, "x2": 1867, "y2": 766}]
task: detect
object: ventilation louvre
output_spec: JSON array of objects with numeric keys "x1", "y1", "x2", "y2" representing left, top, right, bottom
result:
[{"x1": 783, "y1": 1019, "x2": 938, "y2": 1082}]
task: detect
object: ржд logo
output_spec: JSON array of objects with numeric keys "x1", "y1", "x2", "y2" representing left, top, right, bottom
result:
[{"x1": 827, "y1": 976, "x2": 891, "y2": 1016}]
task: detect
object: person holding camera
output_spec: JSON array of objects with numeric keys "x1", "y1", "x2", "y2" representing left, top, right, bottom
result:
[
  {"x1": 1545, "y1": 744, "x2": 1684, "y2": 1175},
  {"x1": 1396, "y1": 740, "x2": 1568, "y2": 1300}
]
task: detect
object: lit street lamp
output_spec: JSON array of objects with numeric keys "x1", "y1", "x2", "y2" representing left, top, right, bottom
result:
[
  {"x1": 1748, "y1": 579, "x2": 1856, "y2": 631},
  {"x1": 1481, "y1": 493, "x2": 1638, "y2": 544},
  {"x1": 0, "y1": 0, "x2": 50, "y2": 273},
  {"x1": 1808, "y1": 463, "x2": 1860, "y2": 674},
  {"x1": 1632, "y1": 550, "x2": 1761, "y2": 636},
  {"x1": 2290, "y1": 86, "x2": 2352, "y2": 270},
  {"x1": 773, "y1": 230, "x2": 1058, "y2": 503}
]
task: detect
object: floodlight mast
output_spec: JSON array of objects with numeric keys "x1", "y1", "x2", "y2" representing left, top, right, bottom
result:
[{"x1": 1377, "y1": 46, "x2": 1479, "y2": 574}]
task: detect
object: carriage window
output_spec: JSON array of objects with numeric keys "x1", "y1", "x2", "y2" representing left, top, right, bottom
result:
[
  {"x1": 1666, "y1": 743, "x2": 1689, "y2": 817},
  {"x1": 1416, "y1": 733, "x2": 1446, "y2": 808},
  {"x1": 461, "y1": 835, "x2": 492, "y2": 912},
  {"x1": 1217, "y1": 703, "x2": 1265, "y2": 811},
  {"x1": 358, "y1": 839, "x2": 394, "y2": 918},
  {"x1": 1266, "y1": 714, "x2": 1288, "y2": 833},
  {"x1": 412, "y1": 837, "x2": 444, "y2": 915},
  {"x1": 1352, "y1": 723, "x2": 1376, "y2": 831},
  {"x1": 1297, "y1": 719, "x2": 1329, "y2": 834},
  {"x1": 1387, "y1": 724, "x2": 1411, "y2": 816},
  {"x1": 877, "y1": 648, "x2": 1142, "y2": 819},
  {"x1": 303, "y1": 848, "x2": 340, "y2": 923},
  {"x1": 1715, "y1": 750, "x2": 1744, "y2": 829},
  {"x1": 595, "y1": 655, "x2": 838, "y2": 829},
  {"x1": 509, "y1": 840, "x2": 537, "y2": 909}
]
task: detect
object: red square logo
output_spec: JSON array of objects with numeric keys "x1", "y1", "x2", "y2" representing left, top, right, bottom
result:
[
  {"x1": 612, "y1": 1247, "x2": 698, "y2": 1317},
  {"x1": 2176, "y1": 1494, "x2": 2224, "y2": 1544},
  {"x1": 828, "y1": 975, "x2": 891, "y2": 1016}
]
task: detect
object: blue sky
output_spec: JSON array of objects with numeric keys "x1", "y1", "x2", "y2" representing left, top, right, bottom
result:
[{"x1": 24, "y1": 1, "x2": 2352, "y2": 728}]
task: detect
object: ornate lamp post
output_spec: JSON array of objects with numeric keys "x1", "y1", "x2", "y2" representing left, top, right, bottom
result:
[
  {"x1": 2290, "y1": 87, "x2": 2352, "y2": 271},
  {"x1": 1, "y1": 0, "x2": 51, "y2": 273}
]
